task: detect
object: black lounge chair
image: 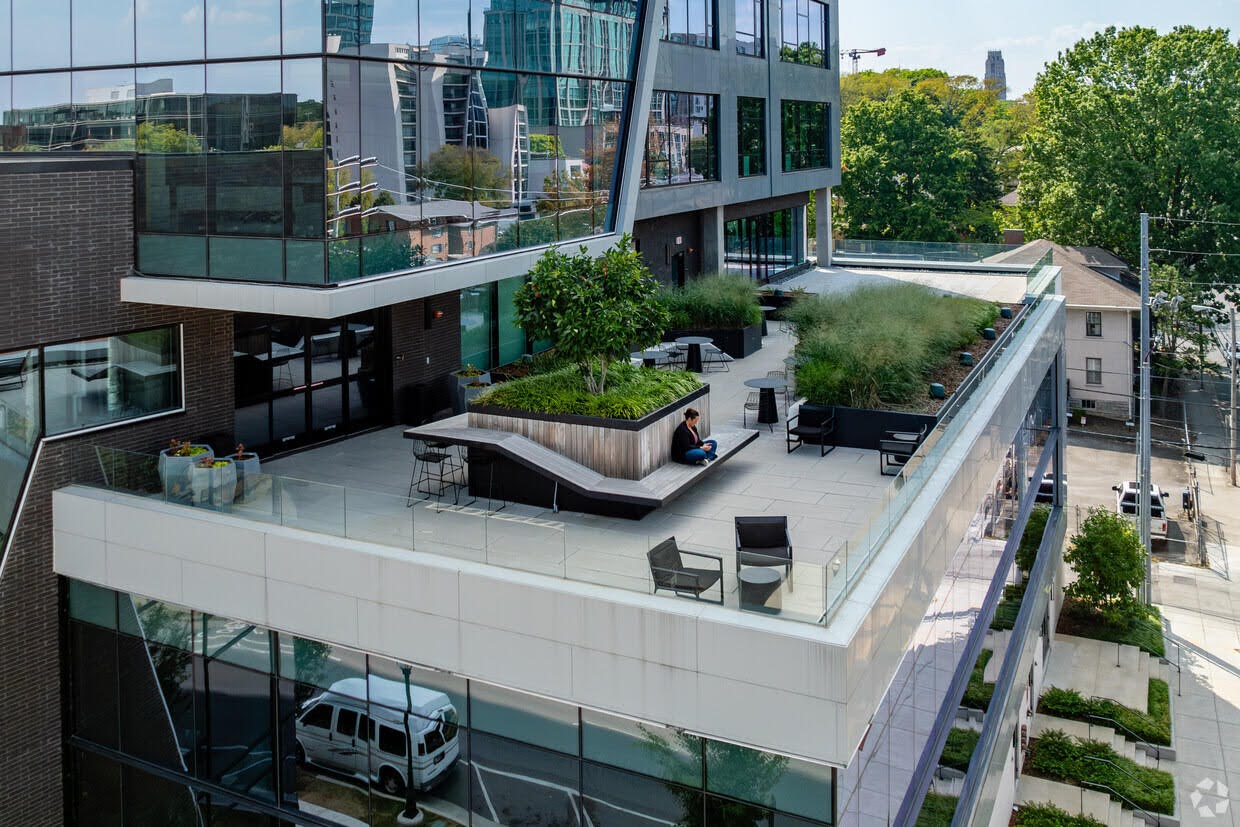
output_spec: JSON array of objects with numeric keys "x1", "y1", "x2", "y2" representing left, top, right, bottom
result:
[
  {"x1": 734, "y1": 515, "x2": 793, "y2": 575},
  {"x1": 648, "y1": 536, "x2": 724, "y2": 603},
  {"x1": 786, "y1": 404, "x2": 836, "y2": 457}
]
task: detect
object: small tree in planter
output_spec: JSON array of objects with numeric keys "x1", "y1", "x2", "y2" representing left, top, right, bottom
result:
[
  {"x1": 1064, "y1": 507, "x2": 1144, "y2": 623},
  {"x1": 514, "y1": 235, "x2": 667, "y2": 395}
]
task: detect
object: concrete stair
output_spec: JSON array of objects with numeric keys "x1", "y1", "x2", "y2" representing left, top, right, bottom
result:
[
  {"x1": 1031, "y1": 715, "x2": 1163, "y2": 768},
  {"x1": 1018, "y1": 774, "x2": 1171, "y2": 827}
]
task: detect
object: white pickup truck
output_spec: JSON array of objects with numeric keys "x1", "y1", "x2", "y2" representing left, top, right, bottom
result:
[{"x1": 1112, "y1": 481, "x2": 1168, "y2": 545}]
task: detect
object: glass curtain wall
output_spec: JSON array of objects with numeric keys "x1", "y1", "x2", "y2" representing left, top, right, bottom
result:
[
  {"x1": 459, "y1": 275, "x2": 544, "y2": 372},
  {"x1": 641, "y1": 91, "x2": 718, "y2": 187},
  {"x1": 0, "y1": 0, "x2": 641, "y2": 285},
  {"x1": 725, "y1": 208, "x2": 803, "y2": 281},
  {"x1": 0, "y1": 347, "x2": 39, "y2": 552},
  {"x1": 662, "y1": 0, "x2": 716, "y2": 48},
  {"x1": 67, "y1": 583, "x2": 838, "y2": 827}
]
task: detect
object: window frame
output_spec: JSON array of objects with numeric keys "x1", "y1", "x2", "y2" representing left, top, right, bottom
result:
[
  {"x1": 780, "y1": 99, "x2": 830, "y2": 172},
  {"x1": 661, "y1": 0, "x2": 718, "y2": 49},
  {"x1": 737, "y1": 96, "x2": 767, "y2": 177},
  {"x1": 735, "y1": 0, "x2": 765, "y2": 57},
  {"x1": 642, "y1": 90, "x2": 721, "y2": 189},
  {"x1": 1085, "y1": 311, "x2": 1102, "y2": 338},
  {"x1": 1085, "y1": 357, "x2": 1102, "y2": 385},
  {"x1": 779, "y1": 0, "x2": 828, "y2": 68}
]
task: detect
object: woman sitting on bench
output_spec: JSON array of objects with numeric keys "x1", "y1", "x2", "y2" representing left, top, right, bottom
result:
[{"x1": 672, "y1": 408, "x2": 717, "y2": 466}]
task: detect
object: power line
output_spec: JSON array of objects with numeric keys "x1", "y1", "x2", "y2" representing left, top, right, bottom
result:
[
  {"x1": 1149, "y1": 215, "x2": 1240, "y2": 229},
  {"x1": 1150, "y1": 248, "x2": 1240, "y2": 258}
]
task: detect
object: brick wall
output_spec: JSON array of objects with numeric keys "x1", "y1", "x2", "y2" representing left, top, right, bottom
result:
[
  {"x1": 391, "y1": 293, "x2": 462, "y2": 424},
  {"x1": 0, "y1": 159, "x2": 234, "y2": 826}
]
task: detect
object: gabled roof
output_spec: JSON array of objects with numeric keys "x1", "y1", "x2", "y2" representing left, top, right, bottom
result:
[{"x1": 986, "y1": 239, "x2": 1140, "y2": 310}]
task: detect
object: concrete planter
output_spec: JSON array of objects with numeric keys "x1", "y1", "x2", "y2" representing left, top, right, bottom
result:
[
  {"x1": 468, "y1": 385, "x2": 710, "y2": 480},
  {"x1": 158, "y1": 445, "x2": 214, "y2": 502}
]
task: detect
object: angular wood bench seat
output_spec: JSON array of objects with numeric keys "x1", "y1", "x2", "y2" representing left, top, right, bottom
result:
[{"x1": 404, "y1": 415, "x2": 757, "y2": 517}]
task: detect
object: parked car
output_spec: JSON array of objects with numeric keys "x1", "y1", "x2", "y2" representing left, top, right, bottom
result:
[
  {"x1": 1112, "y1": 481, "x2": 1168, "y2": 545},
  {"x1": 1029, "y1": 472, "x2": 1065, "y2": 504},
  {"x1": 295, "y1": 675, "x2": 459, "y2": 795}
]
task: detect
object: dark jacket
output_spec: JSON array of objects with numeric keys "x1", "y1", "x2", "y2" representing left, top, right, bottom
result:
[{"x1": 671, "y1": 421, "x2": 703, "y2": 464}]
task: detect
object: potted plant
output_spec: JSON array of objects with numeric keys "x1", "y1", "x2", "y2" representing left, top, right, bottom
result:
[
  {"x1": 191, "y1": 456, "x2": 237, "y2": 511},
  {"x1": 454, "y1": 364, "x2": 490, "y2": 387},
  {"x1": 159, "y1": 439, "x2": 213, "y2": 502},
  {"x1": 231, "y1": 443, "x2": 261, "y2": 500},
  {"x1": 462, "y1": 379, "x2": 493, "y2": 407}
]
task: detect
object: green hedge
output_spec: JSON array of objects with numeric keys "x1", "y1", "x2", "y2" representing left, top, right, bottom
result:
[
  {"x1": 786, "y1": 284, "x2": 998, "y2": 409},
  {"x1": 990, "y1": 582, "x2": 1025, "y2": 631},
  {"x1": 916, "y1": 793, "x2": 959, "y2": 827},
  {"x1": 962, "y1": 649, "x2": 994, "y2": 711},
  {"x1": 472, "y1": 362, "x2": 702, "y2": 419},
  {"x1": 1014, "y1": 803, "x2": 1106, "y2": 827},
  {"x1": 661, "y1": 273, "x2": 764, "y2": 330},
  {"x1": 941, "y1": 727, "x2": 979, "y2": 772},
  {"x1": 1028, "y1": 730, "x2": 1175, "y2": 814},
  {"x1": 1038, "y1": 681, "x2": 1171, "y2": 746},
  {"x1": 1057, "y1": 599, "x2": 1165, "y2": 658}
]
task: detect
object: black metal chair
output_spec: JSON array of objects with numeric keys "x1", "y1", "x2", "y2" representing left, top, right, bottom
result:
[
  {"x1": 407, "y1": 438, "x2": 459, "y2": 506},
  {"x1": 647, "y1": 537, "x2": 724, "y2": 603},
  {"x1": 786, "y1": 404, "x2": 836, "y2": 456},
  {"x1": 734, "y1": 516, "x2": 793, "y2": 575},
  {"x1": 879, "y1": 425, "x2": 928, "y2": 475},
  {"x1": 469, "y1": 448, "x2": 506, "y2": 513}
]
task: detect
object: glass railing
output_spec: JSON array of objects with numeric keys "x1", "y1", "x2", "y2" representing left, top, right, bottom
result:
[
  {"x1": 820, "y1": 261, "x2": 1061, "y2": 622},
  {"x1": 79, "y1": 446, "x2": 829, "y2": 625},
  {"x1": 833, "y1": 238, "x2": 1024, "y2": 264}
]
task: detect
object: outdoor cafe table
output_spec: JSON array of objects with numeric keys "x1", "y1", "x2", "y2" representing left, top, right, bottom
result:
[
  {"x1": 675, "y1": 336, "x2": 713, "y2": 373},
  {"x1": 631, "y1": 349, "x2": 669, "y2": 368},
  {"x1": 744, "y1": 376, "x2": 788, "y2": 425}
]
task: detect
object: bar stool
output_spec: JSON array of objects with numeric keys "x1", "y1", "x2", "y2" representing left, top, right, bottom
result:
[
  {"x1": 468, "y1": 448, "x2": 506, "y2": 513},
  {"x1": 407, "y1": 438, "x2": 458, "y2": 506}
]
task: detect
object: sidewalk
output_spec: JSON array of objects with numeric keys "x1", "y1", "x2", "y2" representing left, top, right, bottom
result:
[{"x1": 1152, "y1": 456, "x2": 1240, "y2": 825}]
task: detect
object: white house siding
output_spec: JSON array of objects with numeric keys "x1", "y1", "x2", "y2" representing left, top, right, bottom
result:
[{"x1": 1065, "y1": 307, "x2": 1133, "y2": 419}]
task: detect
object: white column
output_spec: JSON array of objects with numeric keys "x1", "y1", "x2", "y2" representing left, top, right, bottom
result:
[{"x1": 815, "y1": 187, "x2": 833, "y2": 267}]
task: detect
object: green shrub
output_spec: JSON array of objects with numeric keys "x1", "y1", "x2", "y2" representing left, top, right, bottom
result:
[
  {"x1": 1014, "y1": 803, "x2": 1107, "y2": 827},
  {"x1": 472, "y1": 362, "x2": 702, "y2": 419},
  {"x1": 1017, "y1": 504, "x2": 1052, "y2": 575},
  {"x1": 786, "y1": 284, "x2": 998, "y2": 408},
  {"x1": 990, "y1": 582, "x2": 1025, "y2": 631},
  {"x1": 962, "y1": 649, "x2": 994, "y2": 711},
  {"x1": 1065, "y1": 508, "x2": 1144, "y2": 624},
  {"x1": 1037, "y1": 682, "x2": 1171, "y2": 746},
  {"x1": 661, "y1": 273, "x2": 764, "y2": 330},
  {"x1": 1028, "y1": 730, "x2": 1175, "y2": 814},
  {"x1": 1057, "y1": 599, "x2": 1165, "y2": 658},
  {"x1": 915, "y1": 793, "x2": 958, "y2": 827},
  {"x1": 941, "y1": 727, "x2": 979, "y2": 772}
]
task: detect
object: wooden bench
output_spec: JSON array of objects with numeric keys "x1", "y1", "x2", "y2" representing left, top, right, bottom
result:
[{"x1": 404, "y1": 416, "x2": 757, "y2": 519}]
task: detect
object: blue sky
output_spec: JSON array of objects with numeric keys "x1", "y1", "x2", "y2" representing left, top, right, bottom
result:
[{"x1": 838, "y1": 0, "x2": 1240, "y2": 97}]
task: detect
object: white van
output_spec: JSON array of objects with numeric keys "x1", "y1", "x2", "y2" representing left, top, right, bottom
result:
[{"x1": 295, "y1": 675, "x2": 459, "y2": 795}]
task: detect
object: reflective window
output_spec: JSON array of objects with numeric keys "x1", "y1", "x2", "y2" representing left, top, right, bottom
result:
[
  {"x1": 69, "y1": 580, "x2": 117, "y2": 628},
  {"x1": 738, "y1": 96, "x2": 766, "y2": 177},
  {"x1": 470, "y1": 681, "x2": 579, "y2": 755},
  {"x1": 12, "y1": 0, "x2": 69, "y2": 70},
  {"x1": 582, "y1": 708, "x2": 702, "y2": 787},
  {"x1": 706, "y1": 740, "x2": 833, "y2": 821},
  {"x1": 7, "y1": 72, "x2": 71, "y2": 151},
  {"x1": 736, "y1": 0, "x2": 764, "y2": 56},
  {"x1": 207, "y1": 0, "x2": 281, "y2": 59},
  {"x1": 283, "y1": 0, "x2": 323, "y2": 53},
  {"x1": 44, "y1": 327, "x2": 182, "y2": 436},
  {"x1": 779, "y1": 0, "x2": 827, "y2": 67},
  {"x1": 584, "y1": 762, "x2": 703, "y2": 827},
  {"x1": 471, "y1": 732, "x2": 581, "y2": 826},
  {"x1": 70, "y1": 748, "x2": 122, "y2": 827},
  {"x1": 642, "y1": 91, "x2": 718, "y2": 187},
  {"x1": 70, "y1": 68, "x2": 136, "y2": 151},
  {"x1": 72, "y1": 0, "x2": 136, "y2": 67},
  {"x1": 70, "y1": 623, "x2": 120, "y2": 747},
  {"x1": 137, "y1": 0, "x2": 207, "y2": 63},
  {"x1": 663, "y1": 0, "x2": 715, "y2": 48},
  {"x1": 0, "y1": 346, "x2": 40, "y2": 538},
  {"x1": 206, "y1": 62, "x2": 285, "y2": 237},
  {"x1": 135, "y1": 64, "x2": 207, "y2": 247},
  {"x1": 0, "y1": 0, "x2": 10, "y2": 72},
  {"x1": 780, "y1": 99, "x2": 828, "y2": 171}
]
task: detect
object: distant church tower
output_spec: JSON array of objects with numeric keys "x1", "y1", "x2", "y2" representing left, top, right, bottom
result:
[{"x1": 985, "y1": 50, "x2": 1007, "y2": 100}]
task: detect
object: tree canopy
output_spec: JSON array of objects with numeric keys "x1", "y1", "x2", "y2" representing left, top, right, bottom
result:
[
  {"x1": 1019, "y1": 26, "x2": 1240, "y2": 284},
  {"x1": 836, "y1": 89, "x2": 1002, "y2": 241},
  {"x1": 418, "y1": 144, "x2": 512, "y2": 207}
]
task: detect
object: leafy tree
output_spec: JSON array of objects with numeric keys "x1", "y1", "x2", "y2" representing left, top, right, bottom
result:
[
  {"x1": 528, "y1": 133, "x2": 565, "y2": 158},
  {"x1": 837, "y1": 90, "x2": 1001, "y2": 241},
  {"x1": 778, "y1": 41, "x2": 825, "y2": 67},
  {"x1": 536, "y1": 171, "x2": 603, "y2": 216},
  {"x1": 513, "y1": 235, "x2": 668, "y2": 395},
  {"x1": 1020, "y1": 26, "x2": 1240, "y2": 286},
  {"x1": 136, "y1": 122, "x2": 203, "y2": 153},
  {"x1": 1063, "y1": 507, "x2": 1144, "y2": 623},
  {"x1": 279, "y1": 120, "x2": 324, "y2": 149},
  {"x1": 418, "y1": 144, "x2": 512, "y2": 207}
]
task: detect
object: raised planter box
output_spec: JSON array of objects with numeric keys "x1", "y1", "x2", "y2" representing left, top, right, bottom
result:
[
  {"x1": 468, "y1": 385, "x2": 710, "y2": 480},
  {"x1": 663, "y1": 324, "x2": 762, "y2": 359},
  {"x1": 796, "y1": 404, "x2": 937, "y2": 451}
]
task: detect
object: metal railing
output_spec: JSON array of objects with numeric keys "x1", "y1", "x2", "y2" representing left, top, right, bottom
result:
[
  {"x1": 1079, "y1": 781, "x2": 1163, "y2": 827},
  {"x1": 1081, "y1": 754, "x2": 1164, "y2": 798},
  {"x1": 1084, "y1": 713, "x2": 1169, "y2": 765}
]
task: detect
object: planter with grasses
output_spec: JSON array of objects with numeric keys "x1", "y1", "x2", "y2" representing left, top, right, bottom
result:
[
  {"x1": 662, "y1": 274, "x2": 765, "y2": 358},
  {"x1": 467, "y1": 363, "x2": 706, "y2": 479},
  {"x1": 1038, "y1": 682, "x2": 1171, "y2": 746},
  {"x1": 1026, "y1": 729, "x2": 1175, "y2": 815}
]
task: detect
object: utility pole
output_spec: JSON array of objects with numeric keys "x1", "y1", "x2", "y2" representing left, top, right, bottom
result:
[{"x1": 1139, "y1": 213, "x2": 1152, "y2": 605}]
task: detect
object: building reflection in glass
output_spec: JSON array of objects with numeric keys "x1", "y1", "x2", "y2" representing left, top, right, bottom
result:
[{"x1": 0, "y1": 0, "x2": 642, "y2": 284}]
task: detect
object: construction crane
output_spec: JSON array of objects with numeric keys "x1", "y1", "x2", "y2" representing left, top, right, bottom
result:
[{"x1": 842, "y1": 47, "x2": 887, "y2": 73}]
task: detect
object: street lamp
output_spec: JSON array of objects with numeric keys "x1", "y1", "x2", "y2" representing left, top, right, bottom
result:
[
  {"x1": 398, "y1": 665, "x2": 424, "y2": 826},
  {"x1": 1191, "y1": 304, "x2": 1238, "y2": 487}
]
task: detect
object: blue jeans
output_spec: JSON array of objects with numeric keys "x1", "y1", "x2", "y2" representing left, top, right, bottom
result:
[{"x1": 685, "y1": 443, "x2": 717, "y2": 462}]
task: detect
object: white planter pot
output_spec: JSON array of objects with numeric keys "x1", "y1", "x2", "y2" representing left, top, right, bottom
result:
[
  {"x1": 190, "y1": 460, "x2": 237, "y2": 510},
  {"x1": 158, "y1": 445, "x2": 214, "y2": 501}
]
